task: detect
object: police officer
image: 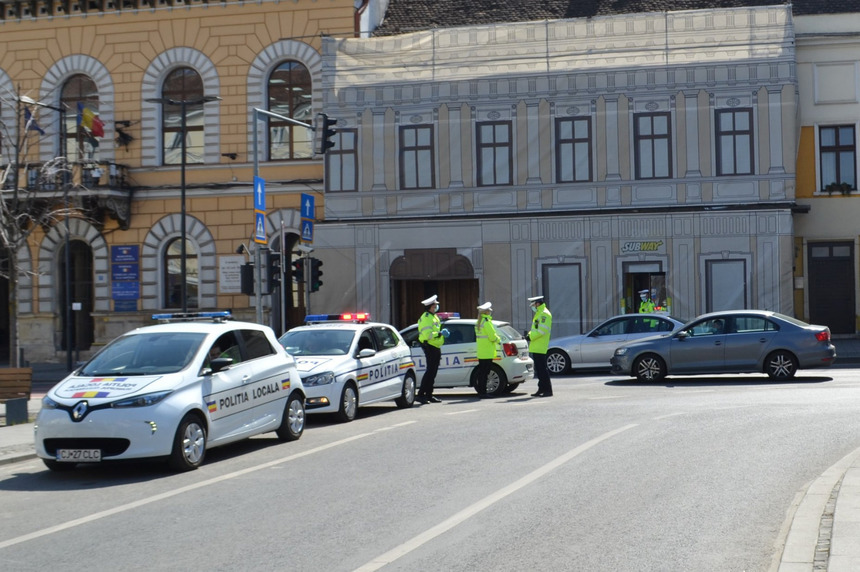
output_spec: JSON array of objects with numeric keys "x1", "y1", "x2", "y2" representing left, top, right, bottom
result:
[
  {"x1": 474, "y1": 301, "x2": 499, "y2": 396},
  {"x1": 638, "y1": 289, "x2": 656, "y2": 313},
  {"x1": 527, "y1": 295, "x2": 553, "y2": 397},
  {"x1": 417, "y1": 295, "x2": 445, "y2": 403}
]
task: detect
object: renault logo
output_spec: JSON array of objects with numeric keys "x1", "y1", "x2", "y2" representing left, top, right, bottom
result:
[{"x1": 72, "y1": 401, "x2": 89, "y2": 422}]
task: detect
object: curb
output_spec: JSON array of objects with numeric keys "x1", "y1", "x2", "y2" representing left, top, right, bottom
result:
[{"x1": 0, "y1": 451, "x2": 36, "y2": 466}]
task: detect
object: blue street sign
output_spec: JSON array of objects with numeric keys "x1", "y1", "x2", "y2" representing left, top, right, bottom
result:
[
  {"x1": 301, "y1": 193, "x2": 315, "y2": 220},
  {"x1": 112, "y1": 281, "x2": 140, "y2": 300},
  {"x1": 254, "y1": 211, "x2": 267, "y2": 244},
  {"x1": 301, "y1": 219, "x2": 314, "y2": 244},
  {"x1": 254, "y1": 176, "x2": 266, "y2": 212}
]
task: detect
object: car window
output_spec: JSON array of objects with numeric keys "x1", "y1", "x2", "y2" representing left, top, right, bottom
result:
[
  {"x1": 447, "y1": 323, "x2": 475, "y2": 344},
  {"x1": 80, "y1": 332, "x2": 206, "y2": 376},
  {"x1": 240, "y1": 329, "x2": 275, "y2": 360},
  {"x1": 211, "y1": 332, "x2": 243, "y2": 364},
  {"x1": 356, "y1": 330, "x2": 375, "y2": 352},
  {"x1": 687, "y1": 318, "x2": 726, "y2": 336},
  {"x1": 373, "y1": 326, "x2": 400, "y2": 350},
  {"x1": 734, "y1": 316, "x2": 778, "y2": 333},
  {"x1": 401, "y1": 327, "x2": 419, "y2": 346},
  {"x1": 596, "y1": 319, "x2": 628, "y2": 336},
  {"x1": 280, "y1": 329, "x2": 353, "y2": 356}
]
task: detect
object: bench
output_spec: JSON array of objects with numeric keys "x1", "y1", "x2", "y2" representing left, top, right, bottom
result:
[{"x1": 0, "y1": 367, "x2": 33, "y2": 425}]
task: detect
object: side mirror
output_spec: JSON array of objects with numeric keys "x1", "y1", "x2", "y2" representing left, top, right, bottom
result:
[
  {"x1": 675, "y1": 331, "x2": 689, "y2": 340},
  {"x1": 208, "y1": 357, "x2": 234, "y2": 373},
  {"x1": 357, "y1": 348, "x2": 376, "y2": 359}
]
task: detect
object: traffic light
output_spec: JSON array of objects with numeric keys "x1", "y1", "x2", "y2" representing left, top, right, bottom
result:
[
  {"x1": 240, "y1": 263, "x2": 254, "y2": 295},
  {"x1": 292, "y1": 258, "x2": 305, "y2": 282},
  {"x1": 314, "y1": 113, "x2": 338, "y2": 154},
  {"x1": 265, "y1": 248, "x2": 280, "y2": 292},
  {"x1": 309, "y1": 257, "x2": 324, "y2": 293}
]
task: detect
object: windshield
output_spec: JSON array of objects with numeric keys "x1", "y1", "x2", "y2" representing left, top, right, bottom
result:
[
  {"x1": 280, "y1": 329, "x2": 356, "y2": 356},
  {"x1": 79, "y1": 332, "x2": 207, "y2": 376}
]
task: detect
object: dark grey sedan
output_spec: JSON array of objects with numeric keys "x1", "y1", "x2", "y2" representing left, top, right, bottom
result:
[{"x1": 609, "y1": 310, "x2": 837, "y2": 382}]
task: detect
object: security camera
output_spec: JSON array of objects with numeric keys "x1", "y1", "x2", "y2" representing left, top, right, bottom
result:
[{"x1": 294, "y1": 244, "x2": 314, "y2": 254}]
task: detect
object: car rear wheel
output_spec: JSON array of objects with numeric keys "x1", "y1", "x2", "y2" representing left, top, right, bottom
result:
[
  {"x1": 395, "y1": 373, "x2": 416, "y2": 408},
  {"x1": 546, "y1": 349, "x2": 570, "y2": 375},
  {"x1": 480, "y1": 364, "x2": 508, "y2": 396},
  {"x1": 765, "y1": 350, "x2": 798, "y2": 381},
  {"x1": 634, "y1": 354, "x2": 666, "y2": 383},
  {"x1": 169, "y1": 413, "x2": 206, "y2": 471},
  {"x1": 276, "y1": 392, "x2": 305, "y2": 441},
  {"x1": 504, "y1": 383, "x2": 520, "y2": 394},
  {"x1": 337, "y1": 383, "x2": 358, "y2": 422}
]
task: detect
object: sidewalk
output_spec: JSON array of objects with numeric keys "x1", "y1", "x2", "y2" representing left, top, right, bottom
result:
[{"x1": 3, "y1": 340, "x2": 860, "y2": 570}]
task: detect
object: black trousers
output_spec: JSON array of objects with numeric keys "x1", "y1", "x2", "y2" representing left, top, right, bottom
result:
[
  {"x1": 532, "y1": 352, "x2": 552, "y2": 394},
  {"x1": 474, "y1": 358, "x2": 493, "y2": 393},
  {"x1": 420, "y1": 343, "x2": 441, "y2": 396}
]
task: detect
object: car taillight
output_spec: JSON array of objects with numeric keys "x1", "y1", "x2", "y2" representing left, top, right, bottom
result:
[
  {"x1": 502, "y1": 342, "x2": 518, "y2": 357},
  {"x1": 815, "y1": 330, "x2": 831, "y2": 343}
]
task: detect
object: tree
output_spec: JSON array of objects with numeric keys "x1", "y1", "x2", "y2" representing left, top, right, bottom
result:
[{"x1": 0, "y1": 89, "x2": 76, "y2": 367}]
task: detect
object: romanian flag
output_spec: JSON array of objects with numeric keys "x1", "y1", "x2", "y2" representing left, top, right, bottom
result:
[
  {"x1": 207, "y1": 401, "x2": 217, "y2": 413},
  {"x1": 77, "y1": 102, "x2": 105, "y2": 138},
  {"x1": 281, "y1": 379, "x2": 291, "y2": 390}
]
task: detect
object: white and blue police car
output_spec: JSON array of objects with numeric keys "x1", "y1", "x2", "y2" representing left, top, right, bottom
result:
[
  {"x1": 278, "y1": 313, "x2": 416, "y2": 422},
  {"x1": 35, "y1": 312, "x2": 306, "y2": 472}
]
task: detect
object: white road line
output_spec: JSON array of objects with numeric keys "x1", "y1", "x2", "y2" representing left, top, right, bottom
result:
[
  {"x1": 446, "y1": 409, "x2": 478, "y2": 415},
  {"x1": 0, "y1": 430, "x2": 388, "y2": 550},
  {"x1": 653, "y1": 412, "x2": 687, "y2": 421},
  {"x1": 353, "y1": 423, "x2": 639, "y2": 572},
  {"x1": 586, "y1": 396, "x2": 624, "y2": 400}
]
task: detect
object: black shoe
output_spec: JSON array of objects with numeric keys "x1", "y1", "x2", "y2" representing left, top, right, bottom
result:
[
  {"x1": 428, "y1": 396, "x2": 442, "y2": 403},
  {"x1": 531, "y1": 391, "x2": 544, "y2": 397},
  {"x1": 416, "y1": 396, "x2": 429, "y2": 404}
]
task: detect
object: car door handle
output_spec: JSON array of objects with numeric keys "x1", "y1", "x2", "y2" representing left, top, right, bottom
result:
[
  {"x1": 242, "y1": 375, "x2": 251, "y2": 383},
  {"x1": 714, "y1": 341, "x2": 722, "y2": 346}
]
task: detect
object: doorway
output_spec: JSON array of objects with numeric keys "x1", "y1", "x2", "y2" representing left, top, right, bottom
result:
[
  {"x1": 808, "y1": 242, "x2": 855, "y2": 334},
  {"x1": 622, "y1": 261, "x2": 667, "y2": 315},
  {"x1": 59, "y1": 239, "x2": 95, "y2": 352}
]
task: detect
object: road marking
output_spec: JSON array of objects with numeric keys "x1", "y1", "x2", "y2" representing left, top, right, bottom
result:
[
  {"x1": 586, "y1": 395, "x2": 624, "y2": 400},
  {"x1": 653, "y1": 412, "x2": 687, "y2": 420},
  {"x1": 446, "y1": 409, "x2": 478, "y2": 415},
  {"x1": 354, "y1": 423, "x2": 639, "y2": 572},
  {"x1": 373, "y1": 421, "x2": 417, "y2": 432},
  {"x1": 0, "y1": 430, "x2": 389, "y2": 550}
]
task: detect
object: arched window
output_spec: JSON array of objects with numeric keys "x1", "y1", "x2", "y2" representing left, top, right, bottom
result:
[
  {"x1": 162, "y1": 67, "x2": 205, "y2": 165},
  {"x1": 60, "y1": 74, "x2": 100, "y2": 162},
  {"x1": 163, "y1": 238, "x2": 199, "y2": 309},
  {"x1": 267, "y1": 61, "x2": 312, "y2": 160}
]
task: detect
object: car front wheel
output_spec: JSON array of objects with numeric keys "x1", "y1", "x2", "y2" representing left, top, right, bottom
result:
[
  {"x1": 276, "y1": 392, "x2": 305, "y2": 441},
  {"x1": 395, "y1": 373, "x2": 416, "y2": 408},
  {"x1": 169, "y1": 413, "x2": 207, "y2": 471},
  {"x1": 765, "y1": 350, "x2": 797, "y2": 381},
  {"x1": 634, "y1": 354, "x2": 666, "y2": 383},
  {"x1": 477, "y1": 364, "x2": 508, "y2": 396},
  {"x1": 546, "y1": 349, "x2": 570, "y2": 375},
  {"x1": 337, "y1": 383, "x2": 358, "y2": 422}
]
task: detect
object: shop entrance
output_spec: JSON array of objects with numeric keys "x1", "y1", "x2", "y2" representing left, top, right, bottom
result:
[
  {"x1": 808, "y1": 242, "x2": 855, "y2": 335},
  {"x1": 622, "y1": 262, "x2": 667, "y2": 315}
]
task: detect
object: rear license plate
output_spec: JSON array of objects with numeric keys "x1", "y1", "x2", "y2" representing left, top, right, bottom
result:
[{"x1": 56, "y1": 449, "x2": 101, "y2": 463}]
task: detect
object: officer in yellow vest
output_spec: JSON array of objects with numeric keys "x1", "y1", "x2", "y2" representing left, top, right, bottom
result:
[
  {"x1": 474, "y1": 301, "x2": 500, "y2": 396},
  {"x1": 527, "y1": 295, "x2": 553, "y2": 397},
  {"x1": 638, "y1": 289, "x2": 656, "y2": 313},
  {"x1": 417, "y1": 295, "x2": 446, "y2": 403}
]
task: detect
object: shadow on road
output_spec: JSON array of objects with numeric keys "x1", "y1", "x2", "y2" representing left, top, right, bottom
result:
[{"x1": 604, "y1": 375, "x2": 834, "y2": 387}]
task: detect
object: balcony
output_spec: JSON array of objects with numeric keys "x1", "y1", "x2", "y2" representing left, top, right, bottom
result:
[{"x1": 2, "y1": 161, "x2": 133, "y2": 230}]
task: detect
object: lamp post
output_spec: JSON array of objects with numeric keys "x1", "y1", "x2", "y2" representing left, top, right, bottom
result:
[
  {"x1": 147, "y1": 95, "x2": 220, "y2": 313},
  {"x1": 21, "y1": 96, "x2": 73, "y2": 370}
]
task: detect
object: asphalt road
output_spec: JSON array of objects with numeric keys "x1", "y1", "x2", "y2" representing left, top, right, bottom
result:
[{"x1": 3, "y1": 369, "x2": 860, "y2": 571}]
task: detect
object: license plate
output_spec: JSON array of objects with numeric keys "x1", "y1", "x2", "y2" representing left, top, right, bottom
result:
[{"x1": 56, "y1": 449, "x2": 102, "y2": 463}]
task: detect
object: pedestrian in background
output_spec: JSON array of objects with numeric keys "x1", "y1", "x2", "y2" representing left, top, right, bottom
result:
[
  {"x1": 638, "y1": 289, "x2": 656, "y2": 313},
  {"x1": 417, "y1": 294, "x2": 445, "y2": 403},
  {"x1": 474, "y1": 301, "x2": 499, "y2": 395},
  {"x1": 527, "y1": 295, "x2": 553, "y2": 397}
]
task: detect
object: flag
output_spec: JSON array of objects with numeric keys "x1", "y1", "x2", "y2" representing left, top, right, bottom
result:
[
  {"x1": 77, "y1": 102, "x2": 104, "y2": 138},
  {"x1": 24, "y1": 108, "x2": 45, "y2": 135},
  {"x1": 91, "y1": 115, "x2": 105, "y2": 138}
]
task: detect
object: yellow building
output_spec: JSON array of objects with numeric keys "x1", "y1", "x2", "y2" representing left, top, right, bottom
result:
[{"x1": 0, "y1": 0, "x2": 357, "y2": 364}]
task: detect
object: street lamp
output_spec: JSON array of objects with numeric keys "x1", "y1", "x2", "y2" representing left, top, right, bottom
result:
[{"x1": 146, "y1": 95, "x2": 220, "y2": 313}]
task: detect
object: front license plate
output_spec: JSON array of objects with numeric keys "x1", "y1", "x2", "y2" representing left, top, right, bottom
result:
[{"x1": 56, "y1": 449, "x2": 101, "y2": 463}]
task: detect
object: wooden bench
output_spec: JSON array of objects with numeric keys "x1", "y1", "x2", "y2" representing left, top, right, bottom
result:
[{"x1": 0, "y1": 368, "x2": 33, "y2": 425}]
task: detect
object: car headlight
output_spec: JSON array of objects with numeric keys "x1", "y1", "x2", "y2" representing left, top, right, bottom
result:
[
  {"x1": 41, "y1": 395, "x2": 60, "y2": 409},
  {"x1": 111, "y1": 390, "x2": 173, "y2": 408},
  {"x1": 614, "y1": 347, "x2": 628, "y2": 356},
  {"x1": 303, "y1": 371, "x2": 336, "y2": 386}
]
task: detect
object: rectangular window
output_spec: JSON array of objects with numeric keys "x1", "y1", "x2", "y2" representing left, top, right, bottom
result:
[
  {"x1": 556, "y1": 117, "x2": 592, "y2": 183},
  {"x1": 325, "y1": 129, "x2": 357, "y2": 192},
  {"x1": 634, "y1": 112, "x2": 672, "y2": 180},
  {"x1": 705, "y1": 259, "x2": 747, "y2": 312},
  {"x1": 819, "y1": 125, "x2": 856, "y2": 191},
  {"x1": 716, "y1": 109, "x2": 754, "y2": 176},
  {"x1": 399, "y1": 125, "x2": 435, "y2": 189},
  {"x1": 476, "y1": 121, "x2": 512, "y2": 186}
]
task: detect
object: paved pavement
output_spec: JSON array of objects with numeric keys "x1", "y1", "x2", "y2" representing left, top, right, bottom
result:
[{"x1": 2, "y1": 341, "x2": 860, "y2": 570}]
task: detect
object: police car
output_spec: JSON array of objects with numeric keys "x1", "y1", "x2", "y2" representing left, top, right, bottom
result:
[
  {"x1": 399, "y1": 313, "x2": 534, "y2": 396},
  {"x1": 35, "y1": 312, "x2": 306, "y2": 472},
  {"x1": 278, "y1": 313, "x2": 416, "y2": 422}
]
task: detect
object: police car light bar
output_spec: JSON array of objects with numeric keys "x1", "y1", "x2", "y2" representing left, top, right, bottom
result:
[
  {"x1": 305, "y1": 312, "x2": 370, "y2": 324},
  {"x1": 152, "y1": 311, "x2": 233, "y2": 323},
  {"x1": 436, "y1": 312, "x2": 460, "y2": 320}
]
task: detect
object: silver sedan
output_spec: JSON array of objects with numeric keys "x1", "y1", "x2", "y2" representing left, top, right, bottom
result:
[
  {"x1": 546, "y1": 313, "x2": 684, "y2": 374},
  {"x1": 610, "y1": 310, "x2": 837, "y2": 382}
]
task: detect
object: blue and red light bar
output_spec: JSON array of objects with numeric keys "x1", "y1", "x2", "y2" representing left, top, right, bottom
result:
[{"x1": 305, "y1": 312, "x2": 370, "y2": 324}]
